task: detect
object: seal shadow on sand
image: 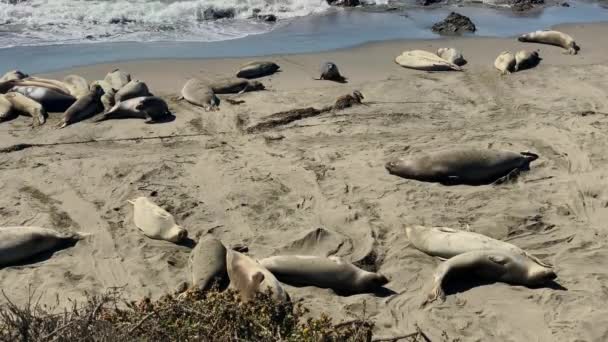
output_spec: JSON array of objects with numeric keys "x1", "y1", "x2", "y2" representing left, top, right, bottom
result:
[
  {"x1": 0, "y1": 239, "x2": 80, "y2": 270},
  {"x1": 284, "y1": 282, "x2": 397, "y2": 298},
  {"x1": 442, "y1": 277, "x2": 568, "y2": 298}
]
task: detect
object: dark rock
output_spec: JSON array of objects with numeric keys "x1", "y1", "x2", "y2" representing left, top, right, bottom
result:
[
  {"x1": 109, "y1": 16, "x2": 135, "y2": 25},
  {"x1": 255, "y1": 14, "x2": 277, "y2": 22},
  {"x1": 511, "y1": 0, "x2": 544, "y2": 12},
  {"x1": 561, "y1": 2, "x2": 570, "y2": 6},
  {"x1": 431, "y1": 12, "x2": 476, "y2": 35},
  {"x1": 417, "y1": 0, "x2": 443, "y2": 6},
  {"x1": 203, "y1": 7, "x2": 236, "y2": 20},
  {"x1": 327, "y1": 0, "x2": 360, "y2": 6}
]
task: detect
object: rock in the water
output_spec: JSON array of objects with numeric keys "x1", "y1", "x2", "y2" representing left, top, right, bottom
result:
[
  {"x1": 417, "y1": 0, "x2": 443, "y2": 5},
  {"x1": 431, "y1": 12, "x2": 476, "y2": 35},
  {"x1": 256, "y1": 14, "x2": 277, "y2": 22},
  {"x1": 327, "y1": 0, "x2": 360, "y2": 6},
  {"x1": 203, "y1": 7, "x2": 236, "y2": 20},
  {"x1": 511, "y1": 0, "x2": 544, "y2": 12}
]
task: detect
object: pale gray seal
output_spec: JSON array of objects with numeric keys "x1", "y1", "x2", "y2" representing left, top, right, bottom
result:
[
  {"x1": 104, "y1": 69, "x2": 131, "y2": 90},
  {"x1": 236, "y1": 61, "x2": 280, "y2": 79},
  {"x1": 316, "y1": 62, "x2": 347, "y2": 83},
  {"x1": 210, "y1": 77, "x2": 265, "y2": 94},
  {"x1": 181, "y1": 78, "x2": 220, "y2": 111},
  {"x1": 63, "y1": 75, "x2": 90, "y2": 98},
  {"x1": 0, "y1": 226, "x2": 84, "y2": 267},
  {"x1": 518, "y1": 30, "x2": 580, "y2": 55},
  {"x1": 10, "y1": 86, "x2": 76, "y2": 112},
  {"x1": 395, "y1": 50, "x2": 462, "y2": 71},
  {"x1": 59, "y1": 84, "x2": 104, "y2": 128},
  {"x1": 422, "y1": 250, "x2": 557, "y2": 305},
  {"x1": 0, "y1": 94, "x2": 13, "y2": 122},
  {"x1": 96, "y1": 96, "x2": 171, "y2": 123},
  {"x1": 226, "y1": 250, "x2": 288, "y2": 302},
  {"x1": 127, "y1": 196, "x2": 187, "y2": 243},
  {"x1": 114, "y1": 80, "x2": 152, "y2": 102},
  {"x1": 514, "y1": 50, "x2": 541, "y2": 72},
  {"x1": 189, "y1": 237, "x2": 228, "y2": 291},
  {"x1": 405, "y1": 225, "x2": 551, "y2": 267},
  {"x1": 385, "y1": 149, "x2": 539, "y2": 185},
  {"x1": 436, "y1": 48, "x2": 467, "y2": 66},
  {"x1": 494, "y1": 51, "x2": 516, "y2": 75},
  {"x1": 22, "y1": 77, "x2": 72, "y2": 95},
  {"x1": 260, "y1": 255, "x2": 389, "y2": 294},
  {"x1": 4, "y1": 92, "x2": 47, "y2": 125}
]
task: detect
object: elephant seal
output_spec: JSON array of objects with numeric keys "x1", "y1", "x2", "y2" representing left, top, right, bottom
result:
[
  {"x1": 0, "y1": 95, "x2": 13, "y2": 122},
  {"x1": 422, "y1": 250, "x2": 557, "y2": 305},
  {"x1": 104, "y1": 69, "x2": 131, "y2": 90},
  {"x1": 127, "y1": 196, "x2": 188, "y2": 243},
  {"x1": 114, "y1": 80, "x2": 152, "y2": 102},
  {"x1": 91, "y1": 80, "x2": 116, "y2": 111},
  {"x1": 332, "y1": 90, "x2": 364, "y2": 111},
  {"x1": 514, "y1": 50, "x2": 541, "y2": 72},
  {"x1": 22, "y1": 77, "x2": 72, "y2": 95},
  {"x1": 260, "y1": 255, "x2": 389, "y2": 294},
  {"x1": 59, "y1": 84, "x2": 104, "y2": 128},
  {"x1": 316, "y1": 62, "x2": 347, "y2": 83},
  {"x1": 226, "y1": 250, "x2": 288, "y2": 302},
  {"x1": 405, "y1": 225, "x2": 551, "y2": 267},
  {"x1": 385, "y1": 148, "x2": 539, "y2": 186},
  {"x1": 4, "y1": 92, "x2": 47, "y2": 125},
  {"x1": 518, "y1": 30, "x2": 580, "y2": 55},
  {"x1": 236, "y1": 61, "x2": 280, "y2": 79},
  {"x1": 210, "y1": 77, "x2": 265, "y2": 94},
  {"x1": 11, "y1": 86, "x2": 76, "y2": 112},
  {"x1": 0, "y1": 226, "x2": 84, "y2": 267},
  {"x1": 437, "y1": 48, "x2": 467, "y2": 66},
  {"x1": 96, "y1": 96, "x2": 170, "y2": 122},
  {"x1": 494, "y1": 51, "x2": 516, "y2": 75},
  {"x1": 189, "y1": 237, "x2": 228, "y2": 291},
  {"x1": 395, "y1": 50, "x2": 462, "y2": 71},
  {"x1": 0, "y1": 70, "x2": 28, "y2": 82},
  {"x1": 63, "y1": 75, "x2": 90, "y2": 98},
  {"x1": 181, "y1": 78, "x2": 220, "y2": 111}
]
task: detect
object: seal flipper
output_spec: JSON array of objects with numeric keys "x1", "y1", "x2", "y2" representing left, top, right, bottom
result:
[{"x1": 492, "y1": 168, "x2": 521, "y2": 186}]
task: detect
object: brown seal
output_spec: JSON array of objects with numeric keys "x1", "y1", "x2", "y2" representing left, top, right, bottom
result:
[{"x1": 59, "y1": 84, "x2": 104, "y2": 128}]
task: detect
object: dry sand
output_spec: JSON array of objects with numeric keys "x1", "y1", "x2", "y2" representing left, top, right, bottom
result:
[{"x1": 2, "y1": 22, "x2": 608, "y2": 341}]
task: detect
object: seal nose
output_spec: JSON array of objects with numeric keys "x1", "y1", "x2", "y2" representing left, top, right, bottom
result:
[{"x1": 546, "y1": 270, "x2": 557, "y2": 281}]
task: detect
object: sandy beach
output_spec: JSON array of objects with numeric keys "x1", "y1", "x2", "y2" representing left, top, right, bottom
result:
[{"x1": 2, "y1": 21, "x2": 608, "y2": 341}]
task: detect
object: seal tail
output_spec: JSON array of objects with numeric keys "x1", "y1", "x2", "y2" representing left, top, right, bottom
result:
[{"x1": 127, "y1": 199, "x2": 136, "y2": 205}]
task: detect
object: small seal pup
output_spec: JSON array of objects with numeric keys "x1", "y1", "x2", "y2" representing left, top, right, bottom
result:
[
  {"x1": 331, "y1": 90, "x2": 364, "y2": 111},
  {"x1": 63, "y1": 75, "x2": 90, "y2": 98},
  {"x1": 59, "y1": 84, "x2": 104, "y2": 128},
  {"x1": 0, "y1": 70, "x2": 28, "y2": 82},
  {"x1": 422, "y1": 250, "x2": 557, "y2": 305},
  {"x1": 395, "y1": 50, "x2": 462, "y2": 71},
  {"x1": 180, "y1": 78, "x2": 220, "y2": 111},
  {"x1": 114, "y1": 80, "x2": 152, "y2": 102},
  {"x1": 436, "y1": 48, "x2": 467, "y2": 66},
  {"x1": 518, "y1": 30, "x2": 580, "y2": 55},
  {"x1": 10, "y1": 86, "x2": 76, "y2": 112},
  {"x1": 0, "y1": 226, "x2": 85, "y2": 267},
  {"x1": 104, "y1": 69, "x2": 131, "y2": 90},
  {"x1": 260, "y1": 255, "x2": 389, "y2": 294},
  {"x1": 236, "y1": 61, "x2": 280, "y2": 79},
  {"x1": 127, "y1": 196, "x2": 188, "y2": 243},
  {"x1": 315, "y1": 62, "x2": 347, "y2": 83},
  {"x1": 514, "y1": 50, "x2": 541, "y2": 72},
  {"x1": 226, "y1": 250, "x2": 288, "y2": 302},
  {"x1": 4, "y1": 92, "x2": 47, "y2": 125},
  {"x1": 209, "y1": 77, "x2": 265, "y2": 94},
  {"x1": 405, "y1": 225, "x2": 551, "y2": 266},
  {"x1": 385, "y1": 148, "x2": 539, "y2": 186},
  {"x1": 189, "y1": 237, "x2": 228, "y2": 291},
  {"x1": 494, "y1": 51, "x2": 516, "y2": 75},
  {"x1": 96, "y1": 96, "x2": 171, "y2": 123}
]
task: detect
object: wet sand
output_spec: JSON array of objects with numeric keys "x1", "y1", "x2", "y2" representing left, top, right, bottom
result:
[{"x1": 1, "y1": 21, "x2": 608, "y2": 341}]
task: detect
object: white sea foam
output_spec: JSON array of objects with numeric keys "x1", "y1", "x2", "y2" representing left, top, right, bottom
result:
[{"x1": 0, "y1": 0, "x2": 333, "y2": 47}]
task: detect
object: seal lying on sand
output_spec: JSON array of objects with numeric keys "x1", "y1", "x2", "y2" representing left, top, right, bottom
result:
[
  {"x1": 0, "y1": 226, "x2": 84, "y2": 267},
  {"x1": 0, "y1": 95, "x2": 13, "y2": 122},
  {"x1": 181, "y1": 78, "x2": 220, "y2": 111},
  {"x1": 236, "y1": 61, "x2": 280, "y2": 79},
  {"x1": 115, "y1": 80, "x2": 152, "y2": 102},
  {"x1": 59, "y1": 84, "x2": 104, "y2": 128},
  {"x1": 96, "y1": 96, "x2": 171, "y2": 122},
  {"x1": 316, "y1": 62, "x2": 347, "y2": 83},
  {"x1": 63, "y1": 75, "x2": 90, "y2": 98},
  {"x1": 4, "y1": 92, "x2": 47, "y2": 125},
  {"x1": 127, "y1": 196, "x2": 188, "y2": 243},
  {"x1": 0, "y1": 70, "x2": 28, "y2": 82},
  {"x1": 436, "y1": 48, "x2": 467, "y2": 66},
  {"x1": 518, "y1": 30, "x2": 580, "y2": 55},
  {"x1": 405, "y1": 225, "x2": 551, "y2": 266},
  {"x1": 210, "y1": 77, "x2": 265, "y2": 94},
  {"x1": 189, "y1": 237, "x2": 228, "y2": 292},
  {"x1": 91, "y1": 80, "x2": 116, "y2": 111},
  {"x1": 11, "y1": 86, "x2": 76, "y2": 112},
  {"x1": 104, "y1": 69, "x2": 131, "y2": 90},
  {"x1": 260, "y1": 255, "x2": 389, "y2": 294},
  {"x1": 332, "y1": 90, "x2": 364, "y2": 111},
  {"x1": 227, "y1": 250, "x2": 288, "y2": 302},
  {"x1": 422, "y1": 250, "x2": 557, "y2": 305},
  {"x1": 385, "y1": 148, "x2": 539, "y2": 185},
  {"x1": 514, "y1": 50, "x2": 541, "y2": 72},
  {"x1": 494, "y1": 51, "x2": 516, "y2": 75},
  {"x1": 395, "y1": 50, "x2": 462, "y2": 71},
  {"x1": 22, "y1": 77, "x2": 72, "y2": 95}
]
